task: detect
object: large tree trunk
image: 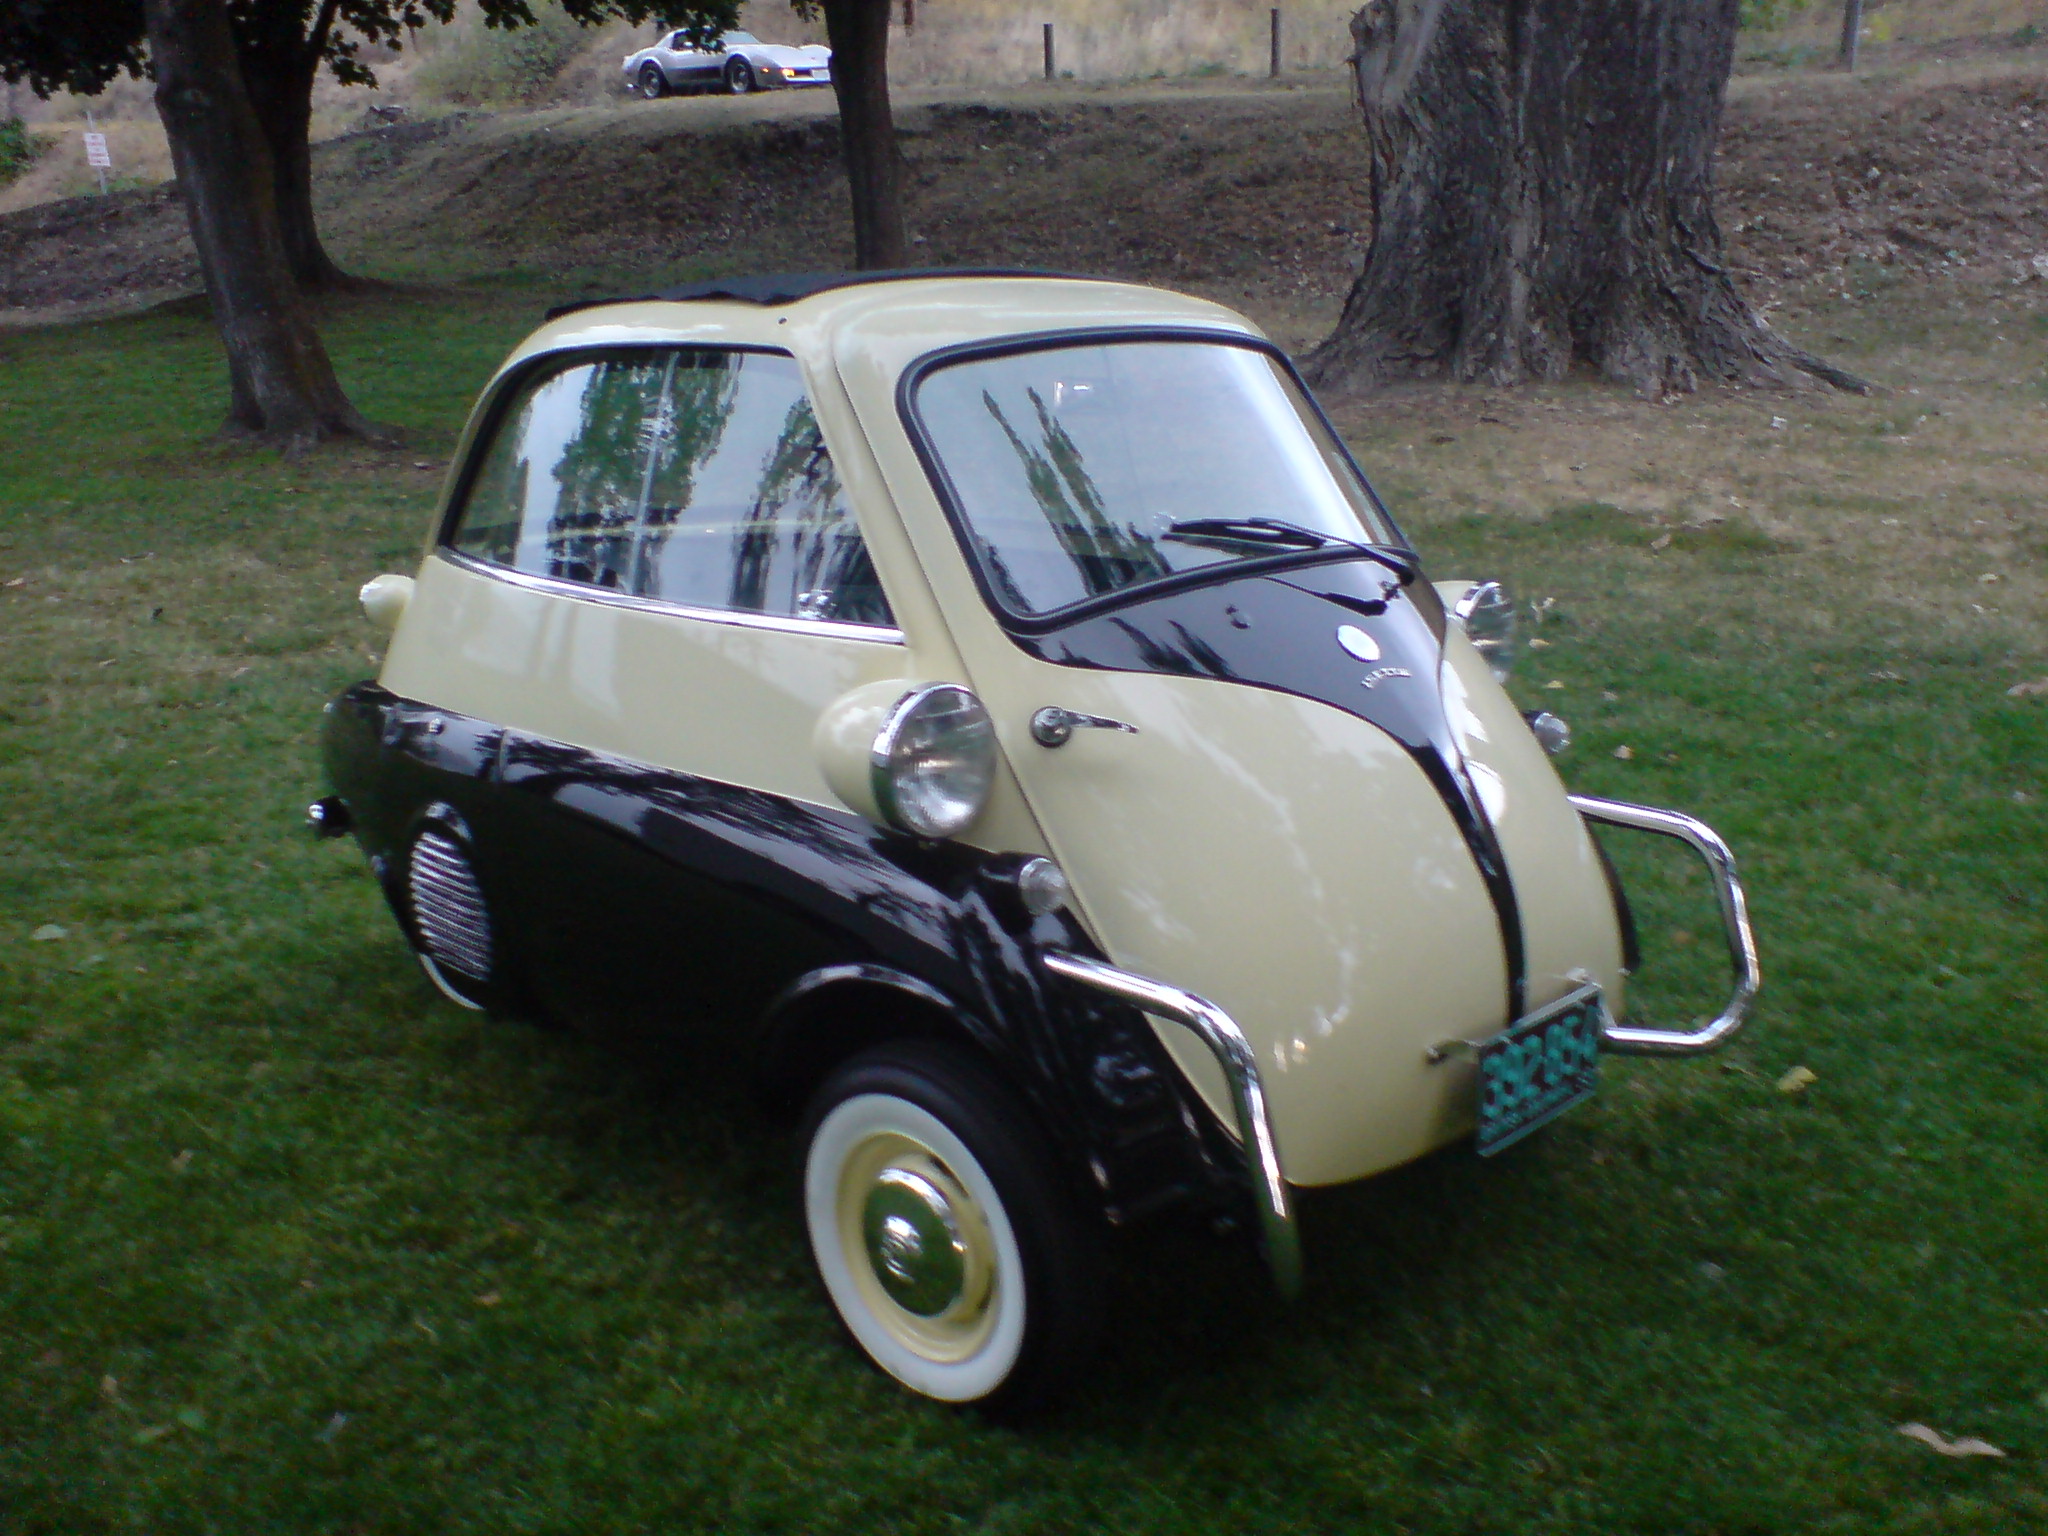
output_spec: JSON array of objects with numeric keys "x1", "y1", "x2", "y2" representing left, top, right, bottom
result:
[
  {"x1": 238, "y1": 0, "x2": 354, "y2": 294},
  {"x1": 145, "y1": 0, "x2": 385, "y2": 450},
  {"x1": 822, "y1": 0, "x2": 905, "y2": 269},
  {"x1": 1309, "y1": 0, "x2": 1864, "y2": 398}
]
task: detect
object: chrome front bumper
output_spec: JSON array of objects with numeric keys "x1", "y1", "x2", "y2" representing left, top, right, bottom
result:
[
  {"x1": 1042, "y1": 796, "x2": 1757, "y2": 1297},
  {"x1": 1569, "y1": 795, "x2": 1761, "y2": 1056},
  {"x1": 1040, "y1": 949, "x2": 1302, "y2": 1300}
]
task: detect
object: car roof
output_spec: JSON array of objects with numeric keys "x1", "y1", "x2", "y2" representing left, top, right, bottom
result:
[
  {"x1": 506, "y1": 271, "x2": 1262, "y2": 391},
  {"x1": 543, "y1": 268, "x2": 1095, "y2": 321}
]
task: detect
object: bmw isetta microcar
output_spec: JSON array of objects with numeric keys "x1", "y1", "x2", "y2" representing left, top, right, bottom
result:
[{"x1": 313, "y1": 271, "x2": 1759, "y2": 1411}]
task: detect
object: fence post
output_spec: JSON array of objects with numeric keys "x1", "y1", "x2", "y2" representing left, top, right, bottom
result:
[
  {"x1": 1044, "y1": 22, "x2": 1055, "y2": 80},
  {"x1": 1840, "y1": 0, "x2": 1862, "y2": 69},
  {"x1": 1270, "y1": 9, "x2": 1282, "y2": 78}
]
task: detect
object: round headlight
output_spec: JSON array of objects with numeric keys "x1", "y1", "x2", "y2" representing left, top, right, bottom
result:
[
  {"x1": 870, "y1": 684, "x2": 996, "y2": 839},
  {"x1": 1453, "y1": 580, "x2": 1516, "y2": 683}
]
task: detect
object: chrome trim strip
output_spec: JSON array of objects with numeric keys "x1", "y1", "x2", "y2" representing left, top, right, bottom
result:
[
  {"x1": 436, "y1": 550, "x2": 908, "y2": 645},
  {"x1": 1040, "y1": 949, "x2": 1301, "y2": 1299},
  {"x1": 1568, "y1": 794, "x2": 1761, "y2": 1056}
]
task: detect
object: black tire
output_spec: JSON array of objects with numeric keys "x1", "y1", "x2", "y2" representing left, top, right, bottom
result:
[
  {"x1": 638, "y1": 62, "x2": 667, "y2": 99},
  {"x1": 800, "y1": 1041, "x2": 1102, "y2": 1415},
  {"x1": 724, "y1": 56, "x2": 755, "y2": 95}
]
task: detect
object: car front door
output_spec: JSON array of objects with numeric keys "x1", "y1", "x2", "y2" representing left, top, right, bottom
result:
[{"x1": 842, "y1": 330, "x2": 1538, "y2": 1186}]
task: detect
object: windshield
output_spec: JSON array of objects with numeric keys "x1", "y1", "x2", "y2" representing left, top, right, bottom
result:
[{"x1": 911, "y1": 339, "x2": 1398, "y2": 618}]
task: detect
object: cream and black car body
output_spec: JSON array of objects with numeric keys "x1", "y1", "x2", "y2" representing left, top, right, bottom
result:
[{"x1": 313, "y1": 271, "x2": 1759, "y2": 1411}]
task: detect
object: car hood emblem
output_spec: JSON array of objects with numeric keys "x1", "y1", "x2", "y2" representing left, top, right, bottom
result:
[{"x1": 1336, "y1": 624, "x2": 1381, "y2": 663}]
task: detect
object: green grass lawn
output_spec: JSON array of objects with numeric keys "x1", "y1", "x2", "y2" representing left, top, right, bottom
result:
[{"x1": 3, "y1": 288, "x2": 2046, "y2": 1534}]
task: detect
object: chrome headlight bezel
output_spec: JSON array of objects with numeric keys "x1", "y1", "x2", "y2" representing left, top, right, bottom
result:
[
  {"x1": 1453, "y1": 579, "x2": 1517, "y2": 683},
  {"x1": 869, "y1": 683, "x2": 997, "y2": 840}
]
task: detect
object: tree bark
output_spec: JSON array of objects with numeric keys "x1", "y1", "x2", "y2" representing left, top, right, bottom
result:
[
  {"x1": 237, "y1": 0, "x2": 354, "y2": 292},
  {"x1": 822, "y1": 0, "x2": 905, "y2": 268},
  {"x1": 144, "y1": 0, "x2": 386, "y2": 450},
  {"x1": 1309, "y1": 0, "x2": 1865, "y2": 398}
]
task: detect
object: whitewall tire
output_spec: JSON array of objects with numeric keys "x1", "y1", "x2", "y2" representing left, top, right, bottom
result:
[{"x1": 801, "y1": 1043, "x2": 1101, "y2": 1412}]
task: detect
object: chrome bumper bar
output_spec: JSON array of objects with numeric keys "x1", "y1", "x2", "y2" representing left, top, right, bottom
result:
[
  {"x1": 1569, "y1": 794, "x2": 1761, "y2": 1056},
  {"x1": 1040, "y1": 949, "x2": 1302, "y2": 1299}
]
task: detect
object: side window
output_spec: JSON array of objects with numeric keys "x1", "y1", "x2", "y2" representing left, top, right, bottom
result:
[{"x1": 450, "y1": 350, "x2": 895, "y2": 629}]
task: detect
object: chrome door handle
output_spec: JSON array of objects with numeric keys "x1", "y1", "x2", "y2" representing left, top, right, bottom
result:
[{"x1": 1030, "y1": 706, "x2": 1140, "y2": 748}]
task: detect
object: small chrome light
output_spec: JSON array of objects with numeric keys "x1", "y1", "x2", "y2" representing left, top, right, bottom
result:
[
  {"x1": 870, "y1": 684, "x2": 997, "y2": 839},
  {"x1": 1453, "y1": 580, "x2": 1516, "y2": 682},
  {"x1": 1523, "y1": 710, "x2": 1572, "y2": 756},
  {"x1": 306, "y1": 796, "x2": 352, "y2": 837},
  {"x1": 1015, "y1": 857, "x2": 1070, "y2": 916}
]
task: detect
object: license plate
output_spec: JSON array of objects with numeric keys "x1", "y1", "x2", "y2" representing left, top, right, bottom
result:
[{"x1": 1475, "y1": 983, "x2": 1605, "y2": 1157}]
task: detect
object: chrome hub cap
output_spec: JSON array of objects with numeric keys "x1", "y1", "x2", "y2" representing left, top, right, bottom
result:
[
  {"x1": 863, "y1": 1168, "x2": 965, "y2": 1316},
  {"x1": 836, "y1": 1135, "x2": 998, "y2": 1363}
]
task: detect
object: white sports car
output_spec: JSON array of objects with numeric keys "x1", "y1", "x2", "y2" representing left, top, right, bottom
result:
[{"x1": 623, "y1": 29, "x2": 832, "y2": 97}]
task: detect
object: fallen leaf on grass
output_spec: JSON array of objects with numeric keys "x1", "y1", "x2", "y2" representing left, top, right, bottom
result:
[
  {"x1": 317, "y1": 1411, "x2": 349, "y2": 1443},
  {"x1": 1897, "y1": 1423, "x2": 2006, "y2": 1458},
  {"x1": 1543, "y1": 679, "x2": 1566, "y2": 690},
  {"x1": 170, "y1": 1150, "x2": 194, "y2": 1173},
  {"x1": 134, "y1": 1424, "x2": 175, "y2": 1445},
  {"x1": 1649, "y1": 532, "x2": 1673, "y2": 551},
  {"x1": 474, "y1": 1292, "x2": 502, "y2": 1307},
  {"x1": 31, "y1": 924, "x2": 67, "y2": 942},
  {"x1": 1613, "y1": 745, "x2": 1635, "y2": 761},
  {"x1": 1776, "y1": 1065, "x2": 1818, "y2": 1095},
  {"x1": 2007, "y1": 678, "x2": 2048, "y2": 698},
  {"x1": 1527, "y1": 636, "x2": 1552, "y2": 649}
]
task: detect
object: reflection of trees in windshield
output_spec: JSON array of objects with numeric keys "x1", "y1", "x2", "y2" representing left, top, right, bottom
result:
[
  {"x1": 980, "y1": 386, "x2": 1168, "y2": 601},
  {"x1": 728, "y1": 395, "x2": 889, "y2": 624}
]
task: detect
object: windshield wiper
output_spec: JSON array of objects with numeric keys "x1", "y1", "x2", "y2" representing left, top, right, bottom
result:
[{"x1": 1162, "y1": 517, "x2": 1418, "y2": 583}]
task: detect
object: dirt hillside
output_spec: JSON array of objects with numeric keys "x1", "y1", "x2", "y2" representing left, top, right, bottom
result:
[{"x1": 2, "y1": 67, "x2": 2045, "y2": 349}]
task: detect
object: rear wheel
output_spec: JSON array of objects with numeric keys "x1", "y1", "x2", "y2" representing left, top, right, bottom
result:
[
  {"x1": 638, "y1": 62, "x2": 667, "y2": 98},
  {"x1": 724, "y1": 57, "x2": 755, "y2": 94},
  {"x1": 801, "y1": 1042, "x2": 1101, "y2": 1413}
]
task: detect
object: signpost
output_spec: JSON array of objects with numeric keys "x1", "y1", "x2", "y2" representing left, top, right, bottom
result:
[{"x1": 83, "y1": 110, "x2": 110, "y2": 195}]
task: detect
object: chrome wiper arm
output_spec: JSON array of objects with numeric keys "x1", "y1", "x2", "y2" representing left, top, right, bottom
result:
[{"x1": 1162, "y1": 517, "x2": 1418, "y2": 583}]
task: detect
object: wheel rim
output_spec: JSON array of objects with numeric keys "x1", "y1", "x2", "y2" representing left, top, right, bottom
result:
[
  {"x1": 641, "y1": 64, "x2": 662, "y2": 95},
  {"x1": 729, "y1": 63, "x2": 751, "y2": 92},
  {"x1": 841, "y1": 1135, "x2": 997, "y2": 1359},
  {"x1": 806, "y1": 1093, "x2": 1027, "y2": 1400}
]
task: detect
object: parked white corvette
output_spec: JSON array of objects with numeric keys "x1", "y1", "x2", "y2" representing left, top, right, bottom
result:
[{"x1": 624, "y1": 28, "x2": 832, "y2": 97}]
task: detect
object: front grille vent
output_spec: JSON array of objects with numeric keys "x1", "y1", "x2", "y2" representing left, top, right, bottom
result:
[{"x1": 408, "y1": 829, "x2": 492, "y2": 982}]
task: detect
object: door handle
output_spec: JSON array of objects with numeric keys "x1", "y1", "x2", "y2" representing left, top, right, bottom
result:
[{"x1": 1030, "y1": 706, "x2": 1140, "y2": 748}]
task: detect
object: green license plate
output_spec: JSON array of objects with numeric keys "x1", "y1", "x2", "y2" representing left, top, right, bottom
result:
[{"x1": 1476, "y1": 983, "x2": 1605, "y2": 1157}]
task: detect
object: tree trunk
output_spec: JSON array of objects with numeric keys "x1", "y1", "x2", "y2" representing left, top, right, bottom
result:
[
  {"x1": 822, "y1": 0, "x2": 905, "y2": 268},
  {"x1": 144, "y1": 0, "x2": 386, "y2": 450},
  {"x1": 238, "y1": 9, "x2": 353, "y2": 293},
  {"x1": 1309, "y1": 0, "x2": 1864, "y2": 398}
]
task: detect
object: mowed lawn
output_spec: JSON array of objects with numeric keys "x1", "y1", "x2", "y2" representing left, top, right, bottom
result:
[{"x1": 2, "y1": 286, "x2": 2047, "y2": 1534}]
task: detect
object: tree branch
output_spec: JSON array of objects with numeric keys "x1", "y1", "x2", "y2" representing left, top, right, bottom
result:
[{"x1": 305, "y1": 0, "x2": 343, "y2": 69}]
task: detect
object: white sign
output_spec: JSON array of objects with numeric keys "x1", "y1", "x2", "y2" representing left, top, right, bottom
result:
[{"x1": 83, "y1": 132, "x2": 111, "y2": 168}]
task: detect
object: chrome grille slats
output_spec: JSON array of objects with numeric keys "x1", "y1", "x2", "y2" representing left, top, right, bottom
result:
[{"x1": 408, "y1": 829, "x2": 492, "y2": 981}]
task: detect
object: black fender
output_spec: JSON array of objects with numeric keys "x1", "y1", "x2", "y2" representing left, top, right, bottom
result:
[{"x1": 318, "y1": 682, "x2": 1249, "y2": 1228}]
